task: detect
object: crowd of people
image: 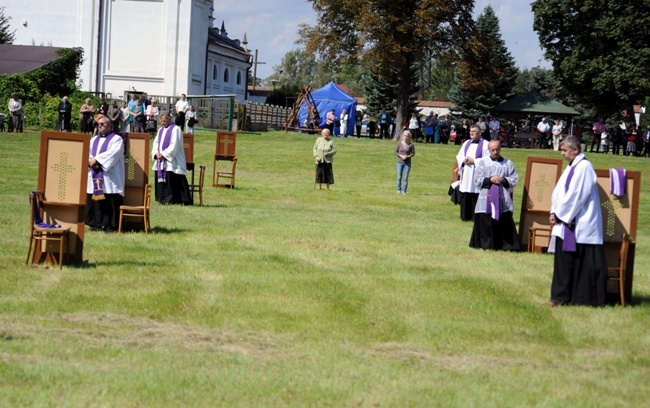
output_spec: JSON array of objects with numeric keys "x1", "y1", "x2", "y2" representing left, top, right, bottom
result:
[{"x1": 36, "y1": 92, "x2": 197, "y2": 136}]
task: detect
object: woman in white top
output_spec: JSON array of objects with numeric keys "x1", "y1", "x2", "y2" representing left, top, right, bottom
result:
[
  {"x1": 119, "y1": 100, "x2": 131, "y2": 132},
  {"x1": 185, "y1": 105, "x2": 197, "y2": 134},
  {"x1": 552, "y1": 119, "x2": 564, "y2": 151}
]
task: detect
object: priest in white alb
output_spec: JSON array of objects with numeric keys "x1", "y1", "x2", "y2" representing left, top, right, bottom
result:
[
  {"x1": 456, "y1": 125, "x2": 490, "y2": 221},
  {"x1": 86, "y1": 115, "x2": 125, "y2": 232},
  {"x1": 547, "y1": 136, "x2": 607, "y2": 307},
  {"x1": 152, "y1": 112, "x2": 192, "y2": 205}
]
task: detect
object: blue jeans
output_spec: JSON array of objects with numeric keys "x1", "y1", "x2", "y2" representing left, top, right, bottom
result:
[{"x1": 396, "y1": 162, "x2": 411, "y2": 193}]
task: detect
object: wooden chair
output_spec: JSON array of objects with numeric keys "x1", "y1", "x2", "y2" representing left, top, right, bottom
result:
[
  {"x1": 189, "y1": 165, "x2": 206, "y2": 206},
  {"x1": 607, "y1": 233, "x2": 633, "y2": 307},
  {"x1": 528, "y1": 224, "x2": 552, "y2": 253},
  {"x1": 118, "y1": 184, "x2": 151, "y2": 234},
  {"x1": 213, "y1": 156, "x2": 237, "y2": 189},
  {"x1": 26, "y1": 191, "x2": 70, "y2": 269}
]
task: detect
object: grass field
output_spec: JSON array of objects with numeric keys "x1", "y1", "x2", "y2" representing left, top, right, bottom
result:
[{"x1": 1, "y1": 129, "x2": 649, "y2": 406}]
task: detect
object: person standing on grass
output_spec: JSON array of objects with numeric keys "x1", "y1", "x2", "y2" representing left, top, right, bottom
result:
[
  {"x1": 57, "y1": 96, "x2": 72, "y2": 132},
  {"x1": 395, "y1": 130, "x2": 415, "y2": 194},
  {"x1": 469, "y1": 140, "x2": 519, "y2": 251},
  {"x1": 339, "y1": 109, "x2": 348, "y2": 137},
  {"x1": 86, "y1": 115, "x2": 125, "y2": 232},
  {"x1": 547, "y1": 136, "x2": 607, "y2": 307},
  {"x1": 152, "y1": 112, "x2": 193, "y2": 205},
  {"x1": 552, "y1": 119, "x2": 564, "y2": 151},
  {"x1": 8, "y1": 92, "x2": 23, "y2": 133},
  {"x1": 313, "y1": 128, "x2": 336, "y2": 190},
  {"x1": 456, "y1": 125, "x2": 490, "y2": 221}
]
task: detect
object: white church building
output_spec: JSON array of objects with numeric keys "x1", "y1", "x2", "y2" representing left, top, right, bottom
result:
[{"x1": 2, "y1": 0, "x2": 251, "y2": 102}]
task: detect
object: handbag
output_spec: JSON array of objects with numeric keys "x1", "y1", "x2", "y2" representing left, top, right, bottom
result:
[
  {"x1": 188, "y1": 117, "x2": 196, "y2": 127},
  {"x1": 145, "y1": 119, "x2": 157, "y2": 131}
]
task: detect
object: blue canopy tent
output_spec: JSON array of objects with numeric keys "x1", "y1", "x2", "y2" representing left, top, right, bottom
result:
[{"x1": 298, "y1": 82, "x2": 357, "y2": 136}]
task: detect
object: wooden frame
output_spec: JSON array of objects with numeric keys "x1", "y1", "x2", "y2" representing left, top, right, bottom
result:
[
  {"x1": 35, "y1": 131, "x2": 89, "y2": 265},
  {"x1": 183, "y1": 132, "x2": 196, "y2": 191},
  {"x1": 518, "y1": 156, "x2": 563, "y2": 251},
  {"x1": 213, "y1": 131, "x2": 237, "y2": 187},
  {"x1": 595, "y1": 169, "x2": 641, "y2": 304}
]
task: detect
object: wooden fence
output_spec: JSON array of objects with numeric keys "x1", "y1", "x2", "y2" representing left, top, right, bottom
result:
[{"x1": 244, "y1": 102, "x2": 291, "y2": 131}]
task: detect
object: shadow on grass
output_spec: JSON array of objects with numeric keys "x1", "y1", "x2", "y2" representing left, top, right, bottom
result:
[
  {"x1": 86, "y1": 260, "x2": 164, "y2": 268},
  {"x1": 627, "y1": 294, "x2": 650, "y2": 307},
  {"x1": 150, "y1": 226, "x2": 188, "y2": 234}
]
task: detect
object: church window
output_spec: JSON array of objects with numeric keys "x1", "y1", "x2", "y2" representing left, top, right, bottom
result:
[
  {"x1": 224, "y1": 68, "x2": 229, "y2": 83},
  {"x1": 213, "y1": 65, "x2": 217, "y2": 81},
  {"x1": 236, "y1": 71, "x2": 242, "y2": 85}
]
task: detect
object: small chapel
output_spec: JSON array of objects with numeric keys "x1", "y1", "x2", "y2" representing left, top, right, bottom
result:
[{"x1": 2, "y1": 0, "x2": 251, "y2": 101}]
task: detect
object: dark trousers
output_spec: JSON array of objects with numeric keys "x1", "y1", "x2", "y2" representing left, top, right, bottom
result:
[
  {"x1": 590, "y1": 134, "x2": 601, "y2": 152},
  {"x1": 380, "y1": 123, "x2": 389, "y2": 139}
]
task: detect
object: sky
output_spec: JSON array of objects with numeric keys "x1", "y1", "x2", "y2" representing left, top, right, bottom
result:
[{"x1": 214, "y1": 0, "x2": 550, "y2": 81}]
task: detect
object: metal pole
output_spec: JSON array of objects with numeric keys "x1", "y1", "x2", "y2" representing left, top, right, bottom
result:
[{"x1": 228, "y1": 96, "x2": 234, "y2": 131}]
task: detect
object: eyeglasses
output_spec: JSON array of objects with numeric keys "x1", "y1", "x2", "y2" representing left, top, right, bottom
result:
[{"x1": 98, "y1": 122, "x2": 108, "y2": 126}]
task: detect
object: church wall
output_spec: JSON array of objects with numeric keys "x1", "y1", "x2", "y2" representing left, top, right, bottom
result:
[
  {"x1": 2, "y1": 0, "x2": 98, "y2": 91},
  {"x1": 3, "y1": 0, "x2": 248, "y2": 102}
]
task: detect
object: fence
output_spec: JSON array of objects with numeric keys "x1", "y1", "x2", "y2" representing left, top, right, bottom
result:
[{"x1": 244, "y1": 102, "x2": 291, "y2": 131}]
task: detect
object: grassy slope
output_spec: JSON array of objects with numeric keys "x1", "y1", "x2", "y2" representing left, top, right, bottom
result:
[{"x1": 0, "y1": 130, "x2": 649, "y2": 407}]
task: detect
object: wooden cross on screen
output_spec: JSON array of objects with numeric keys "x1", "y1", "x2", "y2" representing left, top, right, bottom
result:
[{"x1": 216, "y1": 131, "x2": 236, "y2": 158}]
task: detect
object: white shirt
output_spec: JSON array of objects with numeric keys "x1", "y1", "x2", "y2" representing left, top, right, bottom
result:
[
  {"x1": 537, "y1": 121, "x2": 551, "y2": 133},
  {"x1": 175, "y1": 99, "x2": 189, "y2": 114},
  {"x1": 152, "y1": 124, "x2": 187, "y2": 175},
  {"x1": 8, "y1": 97, "x2": 22, "y2": 114},
  {"x1": 489, "y1": 120, "x2": 500, "y2": 132},
  {"x1": 549, "y1": 153, "x2": 603, "y2": 252},
  {"x1": 87, "y1": 133, "x2": 125, "y2": 196},
  {"x1": 456, "y1": 139, "x2": 491, "y2": 193}
]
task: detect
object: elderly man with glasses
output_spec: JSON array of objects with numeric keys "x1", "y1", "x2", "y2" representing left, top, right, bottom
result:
[{"x1": 85, "y1": 115, "x2": 125, "y2": 232}]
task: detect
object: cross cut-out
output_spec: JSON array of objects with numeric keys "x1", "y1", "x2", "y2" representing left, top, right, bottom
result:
[
  {"x1": 601, "y1": 195, "x2": 623, "y2": 237},
  {"x1": 219, "y1": 137, "x2": 234, "y2": 156},
  {"x1": 51, "y1": 152, "x2": 75, "y2": 201},
  {"x1": 534, "y1": 175, "x2": 549, "y2": 203},
  {"x1": 125, "y1": 153, "x2": 137, "y2": 181}
]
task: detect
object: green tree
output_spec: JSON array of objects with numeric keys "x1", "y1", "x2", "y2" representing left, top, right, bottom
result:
[
  {"x1": 450, "y1": 5, "x2": 517, "y2": 119},
  {"x1": 513, "y1": 67, "x2": 557, "y2": 96},
  {"x1": 532, "y1": 0, "x2": 650, "y2": 118},
  {"x1": 424, "y1": 57, "x2": 457, "y2": 101},
  {"x1": 299, "y1": 0, "x2": 474, "y2": 137},
  {"x1": 0, "y1": 7, "x2": 15, "y2": 44}
]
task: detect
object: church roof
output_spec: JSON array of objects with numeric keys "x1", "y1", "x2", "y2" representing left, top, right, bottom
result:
[
  {"x1": 208, "y1": 26, "x2": 248, "y2": 56},
  {"x1": 0, "y1": 44, "x2": 64, "y2": 75}
]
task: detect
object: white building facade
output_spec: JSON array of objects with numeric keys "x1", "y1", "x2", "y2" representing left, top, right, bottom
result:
[{"x1": 3, "y1": 0, "x2": 250, "y2": 101}]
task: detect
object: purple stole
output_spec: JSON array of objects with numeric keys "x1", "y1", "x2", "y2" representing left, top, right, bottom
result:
[
  {"x1": 561, "y1": 156, "x2": 586, "y2": 252},
  {"x1": 156, "y1": 123, "x2": 176, "y2": 182},
  {"x1": 609, "y1": 168, "x2": 626, "y2": 197},
  {"x1": 90, "y1": 133, "x2": 116, "y2": 201},
  {"x1": 486, "y1": 184, "x2": 501, "y2": 221},
  {"x1": 463, "y1": 138, "x2": 485, "y2": 159},
  {"x1": 31, "y1": 191, "x2": 61, "y2": 228},
  {"x1": 485, "y1": 158, "x2": 503, "y2": 221}
]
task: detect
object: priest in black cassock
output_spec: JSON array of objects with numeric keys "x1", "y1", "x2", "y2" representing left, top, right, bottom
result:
[
  {"x1": 469, "y1": 140, "x2": 520, "y2": 251},
  {"x1": 547, "y1": 136, "x2": 607, "y2": 307}
]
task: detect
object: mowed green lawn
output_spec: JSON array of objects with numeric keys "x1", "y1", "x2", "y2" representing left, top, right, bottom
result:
[{"x1": 1, "y1": 129, "x2": 649, "y2": 407}]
